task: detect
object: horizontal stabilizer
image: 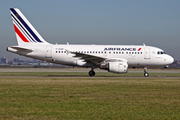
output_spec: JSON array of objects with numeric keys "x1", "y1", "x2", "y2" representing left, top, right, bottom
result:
[{"x1": 9, "y1": 46, "x2": 33, "y2": 52}]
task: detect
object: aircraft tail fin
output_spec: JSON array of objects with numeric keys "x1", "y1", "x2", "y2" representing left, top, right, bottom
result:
[{"x1": 10, "y1": 8, "x2": 49, "y2": 46}]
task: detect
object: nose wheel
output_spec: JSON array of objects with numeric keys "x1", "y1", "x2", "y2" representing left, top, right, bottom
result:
[
  {"x1": 89, "y1": 70, "x2": 95, "y2": 77},
  {"x1": 144, "y1": 67, "x2": 149, "y2": 77},
  {"x1": 144, "y1": 72, "x2": 149, "y2": 77}
]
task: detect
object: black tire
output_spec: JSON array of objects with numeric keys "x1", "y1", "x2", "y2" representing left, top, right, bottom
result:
[
  {"x1": 89, "y1": 70, "x2": 95, "y2": 77},
  {"x1": 144, "y1": 72, "x2": 149, "y2": 77}
]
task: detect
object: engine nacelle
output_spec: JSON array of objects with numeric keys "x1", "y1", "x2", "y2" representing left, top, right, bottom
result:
[{"x1": 100, "y1": 62, "x2": 128, "y2": 74}]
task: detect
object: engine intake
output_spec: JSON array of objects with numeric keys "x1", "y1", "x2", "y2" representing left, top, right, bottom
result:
[{"x1": 100, "y1": 62, "x2": 128, "y2": 73}]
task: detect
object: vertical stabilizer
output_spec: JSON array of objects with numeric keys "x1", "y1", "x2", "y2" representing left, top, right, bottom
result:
[{"x1": 10, "y1": 8, "x2": 49, "y2": 45}]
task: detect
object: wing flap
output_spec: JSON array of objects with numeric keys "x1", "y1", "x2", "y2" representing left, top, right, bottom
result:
[{"x1": 71, "y1": 51, "x2": 106, "y2": 64}]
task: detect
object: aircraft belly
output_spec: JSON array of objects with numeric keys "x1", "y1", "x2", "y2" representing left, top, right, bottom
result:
[{"x1": 52, "y1": 54, "x2": 77, "y2": 66}]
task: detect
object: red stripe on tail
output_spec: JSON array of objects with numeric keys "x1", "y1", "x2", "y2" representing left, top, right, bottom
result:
[{"x1": 13, "y1": 24, "x2": 29, "y2": 42}]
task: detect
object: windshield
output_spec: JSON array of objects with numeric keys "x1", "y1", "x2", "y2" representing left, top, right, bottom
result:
[{"x1": 157, "y1": 51, "x2": 166, "y2": 55}]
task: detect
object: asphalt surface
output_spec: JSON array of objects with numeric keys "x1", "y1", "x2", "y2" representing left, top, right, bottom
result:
[
  {"x1": 0, "y1": 76, "x2": 180, "y2": 79},
  {"x1": 0, "y1": 68, "x2": 179, "y2": 79}
]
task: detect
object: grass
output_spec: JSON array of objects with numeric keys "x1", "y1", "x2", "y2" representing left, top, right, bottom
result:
[{"x1": 0, "y1": 77, "x2": 180, "y2": 119}]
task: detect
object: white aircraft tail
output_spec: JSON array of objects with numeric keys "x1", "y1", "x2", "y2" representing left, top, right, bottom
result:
[{"x1": 10, "y1": 8, "x2": 49, "y2": 46}]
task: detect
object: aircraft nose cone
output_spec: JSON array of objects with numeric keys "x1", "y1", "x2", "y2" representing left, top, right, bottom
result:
[{"x1": 167, "y1": 56, "x2": 174, "y2": 64}]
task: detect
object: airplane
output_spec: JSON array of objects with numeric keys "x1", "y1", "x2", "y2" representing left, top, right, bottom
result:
[{"x1": 7, "y1": 8, "x2": 174, "y2": 77}]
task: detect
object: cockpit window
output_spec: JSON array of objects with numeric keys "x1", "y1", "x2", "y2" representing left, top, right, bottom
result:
[{"x1": 157, "y1": 51, "x2": 166, "y2": 55}]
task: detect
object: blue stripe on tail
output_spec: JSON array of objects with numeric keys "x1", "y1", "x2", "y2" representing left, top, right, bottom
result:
[
  {"x1": 11, "y1": 14, "x2": 35, "y2": 42},
  {"x1": 10, "y1": 8, "x2": 42, "y2": 43}
]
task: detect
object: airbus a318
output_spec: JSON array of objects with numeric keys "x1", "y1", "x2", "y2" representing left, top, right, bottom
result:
[{"x1": 7, "y1": 8, "x2": 174, "y2": 77}]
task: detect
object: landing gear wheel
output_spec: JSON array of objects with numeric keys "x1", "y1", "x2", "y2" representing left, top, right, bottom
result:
[
  {"x1": 89, "y1": 70, "x2": 95, "y2": 77},
  {"x1": 144, "y1": 66, "x2": 149, "y2": 77},
  {"x1": 144, "y1": 72, "x2": 149, "y2": 77}
]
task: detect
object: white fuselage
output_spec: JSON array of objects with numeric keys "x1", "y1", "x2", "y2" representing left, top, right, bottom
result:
[{"x1": 8, "y1": 44, "x2": 174, "y2": 68}]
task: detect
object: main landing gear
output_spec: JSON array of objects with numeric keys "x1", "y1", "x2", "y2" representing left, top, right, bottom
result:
[
  {"x1": 89, "y1": 69, "x2": 95, "y2": 77},
  {"x1": 144, "y1": 67, "x2": 149, "y2": 77}
]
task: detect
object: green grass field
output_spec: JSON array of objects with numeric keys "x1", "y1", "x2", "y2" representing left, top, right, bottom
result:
[{"x1": 0, "y1": 76, "x2": 180, "y2": 119}]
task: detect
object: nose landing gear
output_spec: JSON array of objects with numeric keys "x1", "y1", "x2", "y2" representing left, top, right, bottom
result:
[{"x1": 144, "y1": 67, "x2": 149, "y2": 77}]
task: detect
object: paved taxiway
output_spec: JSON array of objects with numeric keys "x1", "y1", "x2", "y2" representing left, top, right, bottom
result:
[
  {"x1": 0, "y1": 68, "x2": 179, "y2": 79},
  {"x1": 0, "y1": 76, "x2": 180, "y2": 79}
]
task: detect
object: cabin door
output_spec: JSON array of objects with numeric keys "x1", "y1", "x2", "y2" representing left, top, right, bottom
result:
[
  {"x1": 144, "y1": 48, "x2": 151, "y2": 59},
  {"x1": 46, "y1": 46, "x2": 52, "y2": 58}
]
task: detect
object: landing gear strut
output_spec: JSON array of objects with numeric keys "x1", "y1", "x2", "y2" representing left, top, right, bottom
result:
[
  {"x1": 89, "y1": 70, "x2": 95, "y2": 77},
  {"x1": 144, "y1": 67, "x2": 149, "y2": 77}
]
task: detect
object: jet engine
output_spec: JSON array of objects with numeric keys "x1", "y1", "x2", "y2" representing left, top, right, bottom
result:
[{"x1": 100, "y1": 62, "x2": 128, "y2": 73}]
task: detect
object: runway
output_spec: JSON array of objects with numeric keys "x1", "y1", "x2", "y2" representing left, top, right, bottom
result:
[
  {"x1": 0, "y1": 75, "x2": 180, "y2": 79},
  {"x1": 0, "y1": 68, "x2": 179, "y2": 79},
  {"x1": 0, "y1": 67, "x2": 180, "y2": 73}
]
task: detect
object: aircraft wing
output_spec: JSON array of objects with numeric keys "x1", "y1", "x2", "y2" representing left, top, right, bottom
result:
[
  {"x1": 9, "y1": 46, "x2": 34, "y2": 52},
  {"x1": 70, "y1": 51, "x2": 106, "y2": 64},
  {"x1": 69, "y1": 51, "x2": 127, "y2": 65}
]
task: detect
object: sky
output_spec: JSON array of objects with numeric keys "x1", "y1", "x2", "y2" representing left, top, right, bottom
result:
[{"x1": 0, "y1": 0, "x2": 180, "y2": 60}]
